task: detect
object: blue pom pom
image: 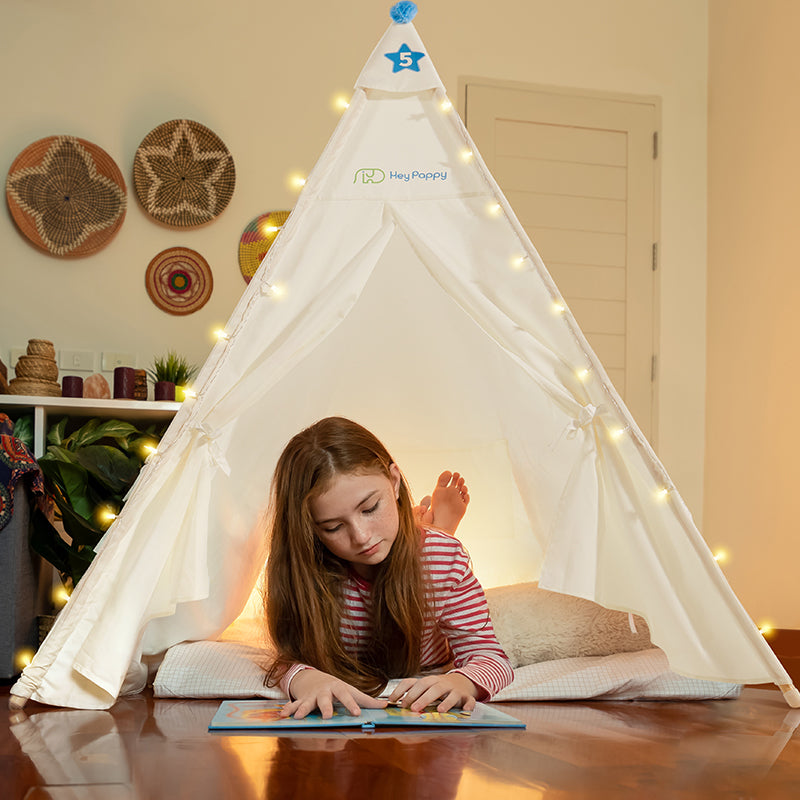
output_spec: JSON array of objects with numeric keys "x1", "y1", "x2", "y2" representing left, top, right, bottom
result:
[{"x1": 390, "y1": 2, "x2": 418, "y2": 24}]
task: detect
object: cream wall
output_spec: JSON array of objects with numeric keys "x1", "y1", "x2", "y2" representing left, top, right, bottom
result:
[
  {"x1": 1, "y1": 4, "x2": 707, "y2": 524},
  {"x1": 706, "y1": 0, "x2": 800, "y2": 628}
]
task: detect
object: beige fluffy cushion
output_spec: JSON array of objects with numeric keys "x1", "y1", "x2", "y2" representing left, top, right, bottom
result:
[{"x1": 485, "y1": 583, "x2": 652, "y2": 669}]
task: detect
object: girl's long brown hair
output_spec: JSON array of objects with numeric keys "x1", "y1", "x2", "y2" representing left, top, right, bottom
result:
[{"x1": 264, "y1": 417, "x2": 427, "y2": 695}]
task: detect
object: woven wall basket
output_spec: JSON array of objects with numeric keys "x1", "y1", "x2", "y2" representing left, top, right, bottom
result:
[
  {"x1": 133, "y1": 119, "x2": 236, "y2": 228},
  {"x1": 145, "y1": 246, "x2": 213, "y2": 315},
  {"x1": 5, "y1": 135, "x2": 127, "y2": 257},
  {"x1": 238, "y1": 210, "x2": 291, "y2": 283}
]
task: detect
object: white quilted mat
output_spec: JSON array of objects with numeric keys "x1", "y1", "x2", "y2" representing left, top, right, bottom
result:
[{"x1": 153, "y1": 641, "x2": 741, "y2": 702}]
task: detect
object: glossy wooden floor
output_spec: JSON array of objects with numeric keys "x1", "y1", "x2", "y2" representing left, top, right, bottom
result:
[{"x1": 3, "y1": 686, "x2": 800, "y2": 799}]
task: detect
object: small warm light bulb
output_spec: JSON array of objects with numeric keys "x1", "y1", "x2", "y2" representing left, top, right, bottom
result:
[
  {"x1": 552, "y1": 301, "x2": 566, "y2": 314},
  {"x1": 759, "y1": 622, "x2": 774, "y2": 637},
  {"x1": 214, "y1": 328, "x2": 230, "y2": 341},
  {"x1": 183, "y1": 387, "x2": 197, "y2": 400},
  {"x1": 656, "y1": 487, "x2": 670, "y2": 502},
  {"x1": 142, "y1": 442, "x2": 159, "y2": 461},
  {"x1": 14, "y1": 648, "x2": 35, "y2": 672},
  {"x1": 461, "y1": 149, "x2": 474, "y2": 162},
  {"x1": 610, "y1": 427, "x2": 626, "y2": 440},
  {"x1": 576, "y1": 367, "x2": 590, "y2": 382},
  {"x1": 289, "y1": 174, "x2": 307, "y2": 190},
  {"x1": 488, "y1": 202, "x2": 502, "y2": 216},
  {"x1": 511, "y1": 255, "x2": 527, "y2": 270},
  {"x1": 333, "y1": 94, "x2": 351, "y2": 111},
  {"x1": 52, "y1": 586, "x2": 70, "y2": 609},
  {"x1": 262, "y1": 282, "x2": 286, "y2": 298},
  {"x1": 713, "y1": 549, "x2": 729, "y2": 564},
  {"x1": 258, "y1": 219, "x2": 281, "y2": 236},
  {"x1": 440, "y1": 99, "x2": 453, "y2": 112},
  {"x1": 97, "y1": 506, "x2": 117, "y2": 528}
]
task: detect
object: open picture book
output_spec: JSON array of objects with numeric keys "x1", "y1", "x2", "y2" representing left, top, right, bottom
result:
[{"x1": 208, "y1": 699, "x2": 526, "y2": 732}]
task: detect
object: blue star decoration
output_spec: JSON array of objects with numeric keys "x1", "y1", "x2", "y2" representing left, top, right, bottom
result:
[{"x1": 384, "y1": 43, "x2": 426, "y2": 73}]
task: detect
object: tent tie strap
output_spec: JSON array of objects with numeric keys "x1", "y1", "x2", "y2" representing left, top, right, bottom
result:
[
  {"x1": 565, "y1": 403, "x2": 605, "y2": 440},
  {"x1": 193, "y1": 422, "x2": 231, "y2": 476}
]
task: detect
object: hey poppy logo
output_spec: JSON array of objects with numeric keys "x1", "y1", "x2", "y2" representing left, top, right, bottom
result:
[
  {"x1": 353, "y1": 168, "x2": 447, "y2": 184},
  {"x1": 353, "y1": 168, "x2": 386, "y2": 184},
  {"x1": 384, "y1": 43, "x2": 426, "y2": 72}
]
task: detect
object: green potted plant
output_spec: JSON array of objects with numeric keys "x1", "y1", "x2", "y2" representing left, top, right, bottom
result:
[
  {"x1": 31, "y1": 416, "x2": 166, "y2": 591},
  {"x1": 147, "y1": 351, "x2": 199, "y2": 401}
]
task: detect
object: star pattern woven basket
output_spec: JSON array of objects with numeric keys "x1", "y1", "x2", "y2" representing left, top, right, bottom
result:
[{"x1": 133, "y1": 119, "x2": 236, "y2": 228}]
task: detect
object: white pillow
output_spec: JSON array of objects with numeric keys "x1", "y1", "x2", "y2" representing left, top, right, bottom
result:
[{"x1": 153, "y1": 641, "x2": 283, "y2": 700}]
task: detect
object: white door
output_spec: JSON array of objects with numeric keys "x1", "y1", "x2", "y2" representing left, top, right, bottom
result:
[{"x1": 462, "y1": 81, "x2": 659, "y2": 441}]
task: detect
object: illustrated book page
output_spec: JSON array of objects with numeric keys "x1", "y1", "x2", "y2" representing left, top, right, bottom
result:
[{"x1": 208, "y1": 699, "x2": 526, "y2": 731}]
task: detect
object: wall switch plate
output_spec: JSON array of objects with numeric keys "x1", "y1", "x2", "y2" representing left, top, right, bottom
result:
[
  {"x1": 102, "y1": 352, "x2": 137, "y2": 371},
  {"x1": 59, "y1": 350, "x2": 96, "y2": 372}
]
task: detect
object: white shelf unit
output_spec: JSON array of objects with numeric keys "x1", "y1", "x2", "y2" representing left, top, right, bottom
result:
[{"x1": 1, "y1": 395, "x2": 181, "y2": 458}]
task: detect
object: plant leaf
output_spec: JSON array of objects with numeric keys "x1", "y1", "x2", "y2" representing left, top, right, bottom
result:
[
  {"x1": 65, "y1": 545, "x2": 96, "y2": 585},
  {"x1": 92, "y1": 419, "x2": 141, "y2": 441},
  {"x1": 42, "y1": 445, "x2": 79, "y2": 465},
  {"x1": 149, "y1": 350, "x2": 198, "y2": 384},
  {"x1": 30, "y1": 508, "x2": 74, "y2": 578},
  {"x1": 62, "y1": 418, "x2": 101, "y2": 449},
  {"x1": 39, "y1": 459, "x2": 94, "y2": 519},
  {"x1": 54, "y1": 497, "x2": 105, "y2": 548},
  {"x1": 13, "y1": 415, "x2": 35, "y2": 450},
  {"x1": 66, "y1": 419, "x2": 141, "y2": 449},
  {"x1": 47, "y1": 417, "x2": 68, "y2": 446},
  {"x1": 74, "y1": 445, "x2": 139, "y2": 494}
]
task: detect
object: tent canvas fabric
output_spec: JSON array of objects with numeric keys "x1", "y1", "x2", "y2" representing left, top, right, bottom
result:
[{"x1": 12, "y1": 9, "x2": 799, "y2": 710}]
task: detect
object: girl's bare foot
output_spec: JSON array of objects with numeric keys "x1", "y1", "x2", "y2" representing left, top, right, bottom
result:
[{"x1": 415, "y1": 471, "x2": 470, "y2": 535}]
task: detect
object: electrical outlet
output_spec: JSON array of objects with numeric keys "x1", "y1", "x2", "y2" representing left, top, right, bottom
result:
[
  {"x1": 59, "y1": 350, "x2": 96, "y2": 372},
  {"x1": 102, "y1": 352, "x2": 137, "y2": 371}
]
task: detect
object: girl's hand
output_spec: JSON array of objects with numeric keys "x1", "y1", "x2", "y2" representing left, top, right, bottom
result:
[
  {"x1": 388, "y1": 673, "x2": 480, "y2": 713},
  {"x1": 282, "y1": 668, "x2": 388, "y2": 720}
]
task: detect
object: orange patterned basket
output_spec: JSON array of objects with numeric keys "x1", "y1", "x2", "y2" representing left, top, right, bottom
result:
[{"x1": 5, "y1": 136, "x2": 127, "y2": 257}]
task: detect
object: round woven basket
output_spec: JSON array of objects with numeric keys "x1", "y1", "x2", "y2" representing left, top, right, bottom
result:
[
  {"x1": 145, "y1": 246, "x2": 214, "y2": 315},
  {"x1": 238, "y1": 210, "x2": 291, "y2": 283},
  {"x1": 14, "y1": 355, "x2": 59, "y2": 382},
  {"x1": 27, "y1": 339, "x2": 56, "y2": 358},
  {"x1": 8, "y1": 377, "x2": 61, "y2": 397},
  {"x1": 134, "y1": 119, "x2": 235, "y2": 228},
  {"x1": 5, "y1": 135, "x2": 127, "y2": 257}
]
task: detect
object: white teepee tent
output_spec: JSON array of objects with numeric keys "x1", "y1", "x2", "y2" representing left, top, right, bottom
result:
[{"x1": 12, "y1": 3, "x2": 799, "y2": 710}]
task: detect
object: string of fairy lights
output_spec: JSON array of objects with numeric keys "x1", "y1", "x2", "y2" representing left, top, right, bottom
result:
[
  {"x1": 183, "y1": 87, "x2": 776, "y2": 636},
  {"x1": 12, "y1": 84, "x2": 773, "y2": 676}
]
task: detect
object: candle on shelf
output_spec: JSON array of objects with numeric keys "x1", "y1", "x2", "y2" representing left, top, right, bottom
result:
[
  {"x1": 61, "y1": 376, "x2": 84, "y2": 398},
  {"x1": 113, "y1": 367, "x2": 136, "y2": 399}
]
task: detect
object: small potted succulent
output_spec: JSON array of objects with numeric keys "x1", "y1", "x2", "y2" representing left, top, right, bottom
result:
[{"x1": 147, "y1": 351, "x2": 199, "y2": 401}]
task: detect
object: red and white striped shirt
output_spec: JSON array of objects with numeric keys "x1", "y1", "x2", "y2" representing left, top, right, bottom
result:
[{"x1": 282, "y1": 529, "x2": 514, "y2": 699}]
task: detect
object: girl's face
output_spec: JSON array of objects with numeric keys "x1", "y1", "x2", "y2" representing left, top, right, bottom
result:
[{"x1": 310, "y1": 465, "x2": 402, "y2": 580}]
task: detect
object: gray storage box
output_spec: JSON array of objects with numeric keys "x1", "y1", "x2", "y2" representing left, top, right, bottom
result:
[{"x1": 0, "y1": 490, "x2": 49, "y2": 678}]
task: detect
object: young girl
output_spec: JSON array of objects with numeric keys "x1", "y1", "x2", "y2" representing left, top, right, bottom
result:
[{"x1": 264, "y1": 417, "x2": 513, "y2": 719}]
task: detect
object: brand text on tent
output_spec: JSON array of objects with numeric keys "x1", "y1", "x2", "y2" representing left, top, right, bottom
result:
[{"x1": 389, "y1": 170, "x2": 448, "y2": 182}]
